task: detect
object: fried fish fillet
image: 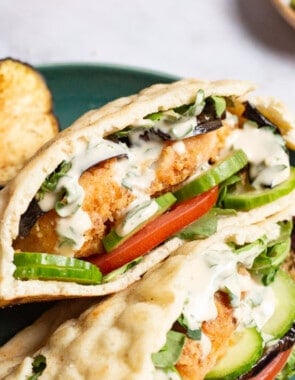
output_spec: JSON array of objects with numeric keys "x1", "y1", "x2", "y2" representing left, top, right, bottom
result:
[
  {"x1": 14, "y1": 126, "x2": 230, "y2": 257},
  {"x1": 176, "y1": 292, "x2": 237, "y2": 380}
]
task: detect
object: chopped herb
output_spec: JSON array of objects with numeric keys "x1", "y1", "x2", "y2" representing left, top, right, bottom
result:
[
  {"x1": 28, "y1": 355, "x2": 46, "y2": 380},
  {"x1": 145, "y1": 111, "x2": 164, "y2": 121},
  {"x1": 36, "y1": 161, "x2": 71, "y2": 201},
  {"x1": 177, "y1": 314, "x2": 202, "y2": 340}
]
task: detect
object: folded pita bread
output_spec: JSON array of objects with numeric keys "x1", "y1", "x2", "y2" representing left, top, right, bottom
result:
[
  {"x1": 1, "y1": 214, "x2": 294, "y2": 379},
  {"x1": 0, "y1": 78, "x2": 295, "y2": 306}
]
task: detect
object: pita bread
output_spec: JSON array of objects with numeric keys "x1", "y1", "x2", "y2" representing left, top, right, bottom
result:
[
  {"x1": 0, "y1": 78, "x2": 294, "y2": 305},
  {"x1": 0, "y1": 216, "x2": 291, "y2": 379}
]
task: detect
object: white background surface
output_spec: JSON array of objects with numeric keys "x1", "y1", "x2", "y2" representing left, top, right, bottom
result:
[{"x1": 0, "y1": 0, "x2": 294, "y2": 109}]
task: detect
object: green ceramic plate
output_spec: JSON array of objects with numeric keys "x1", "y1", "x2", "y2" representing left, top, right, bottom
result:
[
  {"x1": 0, "y1": 63, "x2": 176, "y2": 346},
  {"x1": 40, "y1": 63, "x2": 177, "y2": 130}
]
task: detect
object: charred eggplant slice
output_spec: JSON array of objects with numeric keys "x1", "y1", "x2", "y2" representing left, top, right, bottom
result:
[
  {"x1": 242, "y1": 101, "x2": 278, "y2": 130},
  {"x1": 110, "y1": 93, "x2": 226, "y2": 144}
]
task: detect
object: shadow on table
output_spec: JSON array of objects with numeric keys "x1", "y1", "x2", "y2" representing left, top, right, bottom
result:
[{"x1": 235, "y1": 0, "x2": 295, "y2": 54}]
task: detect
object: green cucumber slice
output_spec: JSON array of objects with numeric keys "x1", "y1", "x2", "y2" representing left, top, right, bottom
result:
[
  {"x1": 14, "y1": 252, "x2": 95, "y2": 269},
  {"x1": 174, "y1": 150, "x2": 248, "y2": 202},
  {"x1": 13, "y1": 252, "x2": 102, "y2": 285},
  {"x1": 223, "y1": 167, "x2": 295, "y2": 210},
  {"x1": 262, "y1": 270, "x2": 295, "y2": 339},
  {"x1": 102, "y1": 192, "x2": 176, "y2": 252},
  {"x1": 14, "y1": 266, "x2": 102, "y2": 285},
  {"x1": 205, "y1": 328, "x2": 263, "y2": 380}
]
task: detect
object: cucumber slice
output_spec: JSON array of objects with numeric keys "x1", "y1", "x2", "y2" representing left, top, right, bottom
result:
[
  {"x1": 13, "y1": 252, "x2": 102, "y2": 285},
  {"x1": 14, "y1": 266, "x2": 102, "y2": 285},
  {"x1": 174, "y1": 150, "x2": 248, "y2": 202},
  {"x1": 205, "y1": 328, "x2": 263, "y2": 380},
  {"x1": 262, "y1": 270, "x2": 295, "y2": 339},
  {"x1": 102, "y1": 192, "x2": 176, "y2": 252},
  {"x1": 14, "y1": 252, "x2": 95, "y2": 269},
  {"x1": 223, "y1": 167, "x2": 295, "y2": 210}
]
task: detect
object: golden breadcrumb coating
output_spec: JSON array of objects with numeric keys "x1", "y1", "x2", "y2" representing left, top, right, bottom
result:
[{"x1": 14, "y1": 124, "x2": 232, "y2": 257}]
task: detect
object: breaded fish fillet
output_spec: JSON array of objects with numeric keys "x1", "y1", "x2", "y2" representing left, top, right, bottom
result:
[
  {"x1": 176, "y1": 292, "x2": 237, "y2": 380},
  {"x1": 14, "y1": 125, "x2": 231, "y2": 257}
]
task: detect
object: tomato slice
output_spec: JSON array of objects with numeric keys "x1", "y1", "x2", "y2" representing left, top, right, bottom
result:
[
  {"x1": 249, "y1": 348, "x2": 292, "y2": 380},
  {"x1": 88, "y1": 186, "x2": 218, "y2": 274}
]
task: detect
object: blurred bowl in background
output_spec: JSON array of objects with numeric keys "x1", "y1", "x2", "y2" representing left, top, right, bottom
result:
[{"x1": 272, "y1": 0, "x2": 295, "y2": 28}]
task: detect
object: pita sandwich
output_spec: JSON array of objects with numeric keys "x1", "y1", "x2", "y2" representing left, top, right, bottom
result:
[
  {"x1": 0, "y1": 216, "x2": 294, "y2": 379},
  {"x1": 0, "y1": 78, "x2": 295, "y2": 305}
]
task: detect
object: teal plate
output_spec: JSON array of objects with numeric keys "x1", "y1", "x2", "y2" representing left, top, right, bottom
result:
[
  {"x1": 40, "y1": 63, "x2": 177, "y2": 130},
  {"x1": 0, "y1": 63, "x2": 176, "y2": 346}
]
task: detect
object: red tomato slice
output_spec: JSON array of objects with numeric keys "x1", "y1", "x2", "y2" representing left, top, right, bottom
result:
[
  {"x1": 88, "y1": 186, "x2": 218, "y2": 274},
  {"x1": 249, "y1": 348, "x2": 292, "y2": 380}
]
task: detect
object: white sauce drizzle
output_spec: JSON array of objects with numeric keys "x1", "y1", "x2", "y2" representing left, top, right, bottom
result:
[
  {"x1": 38, "y1": 139, "x2": 127, "y2": 252},
  {"x1": 115, "y1": 199, "x2": 159, "y2": 237},
  {"x1": 172, "y1": 141, "x2": 186, "y2": 155},
  {"x1": 56, "y1": 208, "x2": 92, "y2": 255},
  {"x1": 227, "y1": 123, "x2": 290, "y2": 188},
  {"x1": 182, "y1": 241, "x2": 276, "y2": 336},
  {"x1": 155, "y1": 116, "x2": 197, "y2": 140},
  {"x1": 112, "y1": 130, "x2": 163, "y2": 217},
  {"x1": 234, "y1": 278, "x2": 275, "y2": 332},
  {"x1": 39, "y1": 139, "x2": 127, "y2": 216}
]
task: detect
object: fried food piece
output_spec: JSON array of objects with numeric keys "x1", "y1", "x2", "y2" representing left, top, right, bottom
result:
[
  {"x1": 14, "y1": 159, "x2": 133, "y2": 257},
  {"x1": 151, "y1": 125, "x2": 231, "y2": 194},
  {"x1": 14, "y1": 125, "x2": 231, "y2": 257},
  {"x1": 176, "y1": 292, "x2": 237, "y2": 380},
  {"x1": 0, "y1": 58, "x2": 59, "y2": 184}
]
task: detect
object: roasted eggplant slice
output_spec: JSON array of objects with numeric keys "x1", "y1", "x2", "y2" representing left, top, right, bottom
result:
[{"x1": 242, "y1": 101, "x2": 278, "y2": 129}]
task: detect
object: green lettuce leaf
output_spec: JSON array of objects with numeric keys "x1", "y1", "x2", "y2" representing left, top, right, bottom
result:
[
  {"x1": 176, "y1": 208, "x2": 236, "y2": 241},
  {"x1": 251, "y1": 221, "x2": 292, "y2": 285},
  {"x1": 151, "y1": 330, "x2": 185, "y2": 369}
]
